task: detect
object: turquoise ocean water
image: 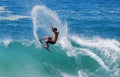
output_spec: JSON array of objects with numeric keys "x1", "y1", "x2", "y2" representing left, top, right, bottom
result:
[{"x1": 0, "y1": 0, "x2": 120, "y2": 77}]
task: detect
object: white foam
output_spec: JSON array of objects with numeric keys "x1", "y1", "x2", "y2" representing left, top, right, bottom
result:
[
  {"x1": 59, "y1": 35, "x2": 109, "y2": 70},
  {"x1": 0, "y1": 6, "x2": 6, "y2": 11},
  {"x1": 108, "y1": 10, "x2": 120, "y2": 13},
  {"x1": 78, "y1": 70, "x2": 88, "y2": 77},
  {"x1": 67, "y1": 47, "x2": 109, "y2": 70},
  {"x1": 0, "y1": 39, "x2": 12, "y2": 47},
  {"x1": 61, "y1": 70, "x2": 88, "y2": 77},
  {"x1": 32, "y1": 5, "x2": 67, "y2": 37},
  {"x1": 114, "y1": 68, "x2": 120, "y2": 77},
  {"x1": 70, "y1": 36, "x2": 120, "y2": 64},
  {"x1": 89, "y1": 10, "x2": 101, "y2": 14},
  {"x1": 20, "y1": 40, "x2": 35, "y2": 47},
  {"x1": 0, "y1": 6, "x2": 30, "y2": 21},
  {"x1": 0, "y1": 6, "x2": 12, "y2": 13},
  {"x1": 59, "y1": 36, "x2": 72, "y2": 49},
  {"x1": 112, "y1": 63, "x2": 120, "y2": 77},
  {"x1": 61, "y1": 72, "x2": 75, "y2": 77},
  {"x1": 0, "y1": 15, "x2": 31, "y2": 21},
  {"x1": 31, "y1": 5, "x2": 43, "y2": 46},
  {"x1": 80, "y1": 48, "x2": 109, "y2": 70},
  {"x1": 69, "y1": 35, "x2": 120, "y2": 73}
]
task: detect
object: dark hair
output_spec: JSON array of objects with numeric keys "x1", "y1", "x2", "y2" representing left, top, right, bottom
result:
[{"x1": 53, "y1": 28, "x2": 57, "y2": 31}]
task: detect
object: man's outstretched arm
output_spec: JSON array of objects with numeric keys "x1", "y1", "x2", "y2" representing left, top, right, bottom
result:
[{"x1": 50, "y1": 22, "x2": 54, "y2": 31}]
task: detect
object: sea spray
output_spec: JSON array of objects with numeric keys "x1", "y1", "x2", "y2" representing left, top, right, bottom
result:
[
  {"x1": 31, "y1": 6, "x2": 41, "y2": 47},
  {"x1": 31, "y1": 5, "x2": 68, "y2": 47}
]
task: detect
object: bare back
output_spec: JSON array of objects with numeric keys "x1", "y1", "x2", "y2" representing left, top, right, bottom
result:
[
  {"x1": 52, "y1": 31, "x2": 59, "y2": 43},
  {"x1": 50, "y1": 22, "x2": 59, "y2": 43}
]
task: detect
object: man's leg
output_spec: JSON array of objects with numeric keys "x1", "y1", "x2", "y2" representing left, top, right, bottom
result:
[
  {"x1": 44, "y1": 40, "x2": 49, "y2": 49},
  {"x1": 42, "y1": 37, "x2": 52, "y2": 49},
  {"x1": 39, "y1": 37, "x2": 46, "y2": 40},
  {"x1": 39, "y1": 36, "x2": 49, "y2": 42}
]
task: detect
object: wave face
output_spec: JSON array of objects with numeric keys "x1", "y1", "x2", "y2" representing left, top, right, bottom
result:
[
  {"x1": 0, "y1": 41, "x2": 76, "y2": 77},
  {"x1": 0, "y1": 0, "x2": 120, "y2": 77},
  {"x1": 0, "y1": 37, "x2": 120, "y2": 77}
]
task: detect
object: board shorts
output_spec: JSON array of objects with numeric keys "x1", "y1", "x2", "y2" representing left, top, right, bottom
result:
[{"x1": 48, "y1": 37, "x2": 55, "y2": 44}]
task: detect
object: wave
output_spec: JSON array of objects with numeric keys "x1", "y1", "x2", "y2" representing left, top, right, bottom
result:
[
  {"x1": 69, "y1": 35, "x2": 120, "y2": 77},
  {"x1": 59, "y1": 36, "x2": 109, "y2": 71},
  {"x1": 0, "y1": 15, "x2": 31, "y2": 21},
  {"x1": 0, "y1": 6, "x2": 6, "y2": 11},
  {"x1": 0, "y1": 35, "x2": 120, "y2": 77},
  {"x1": 0, "y1": 6, "x2": 31, "y2": 21},
  {"x1": 108, "y1": 10, "x2": 120, "y2": 14},
  {"x1": 31, "y1": 5, "x2": 120, "y2": 77},
  {"x1": 0, "y1": 40, "x2": 87, "y2": 77},
  {"x1": 0, "y1": 6, "x2": 12, "y2": 13},
  {"x1": 70, "y1": 35, "x2": 120, "y2": 61},
  {"x1": 0, "y1": 7, "x2": 12, "y2": 16},
  {"x1": 0, "y1": 4, "x2": 120, "y2": 77},
  {"x1": 0, "y1": 39, "x2": 108, "y2": 77}
]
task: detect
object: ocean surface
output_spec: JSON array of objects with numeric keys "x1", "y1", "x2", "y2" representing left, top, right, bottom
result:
[{"x1": 0, "y1": 0, "x2": 120, "y2": 77}]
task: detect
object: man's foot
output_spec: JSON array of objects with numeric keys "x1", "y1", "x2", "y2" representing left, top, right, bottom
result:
[{"x1": 44, "y1": 46, "x2": 48, "y2": 49}]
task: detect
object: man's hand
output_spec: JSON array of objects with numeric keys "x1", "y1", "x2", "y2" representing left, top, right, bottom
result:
[
  {"x1": 50, "y1": 22, "x2": 52, "y2": 26},
  {"x1": 50, "y1": 22, "x2": 53, "y2": 29}
]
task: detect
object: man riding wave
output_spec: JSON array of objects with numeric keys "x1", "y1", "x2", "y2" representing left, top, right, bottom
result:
[{"x1": 39, "y1": 22, "x2": 59, "y2": 49}]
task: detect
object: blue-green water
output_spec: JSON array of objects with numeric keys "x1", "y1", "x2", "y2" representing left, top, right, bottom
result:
[{"x1": 0, "y1": 0, "x2": 120, "y2": 77}]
